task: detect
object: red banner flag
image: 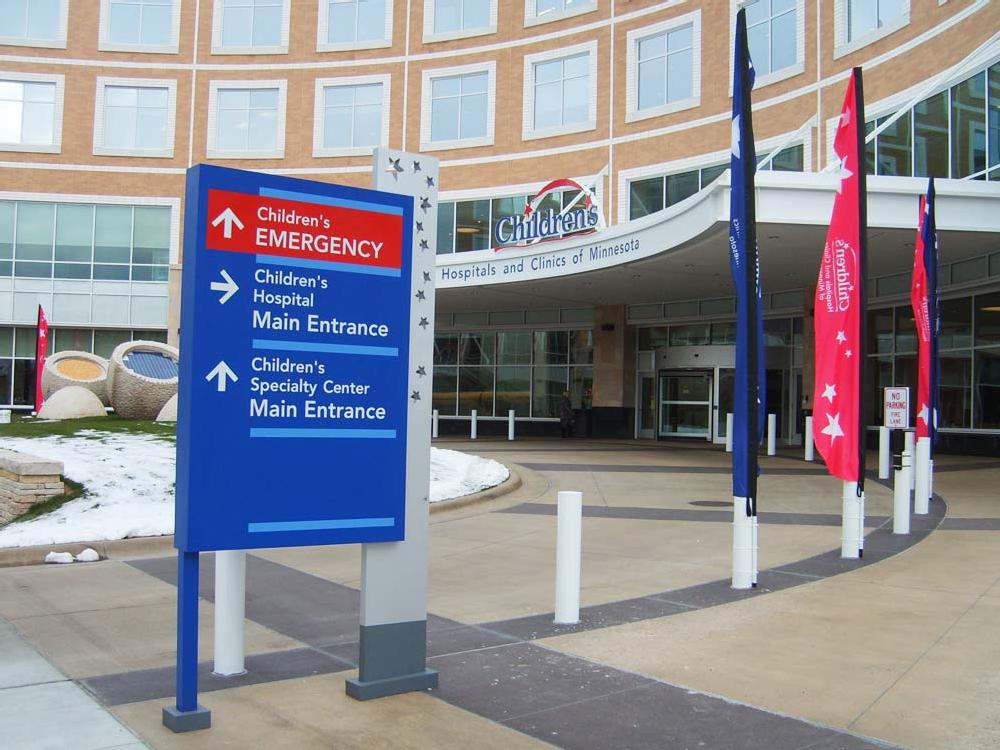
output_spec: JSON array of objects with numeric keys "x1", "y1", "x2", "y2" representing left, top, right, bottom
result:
[
  {"x1": 912, "y1": 195, "x2": 931, "y2": 440},
  {"x1": 813, "y1": 70, "x2": 867, "y2": 483},
  {"x1": 34, "y1": 305, "x2": 49, "y2": 413}
]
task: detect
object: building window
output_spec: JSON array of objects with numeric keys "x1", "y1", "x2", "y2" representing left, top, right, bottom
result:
[
  {"x1": 744, "y1": 0, "x2": 799, "y2": 79},
  {"x1": 628, "y1": 145, "x2": 803, "y2": 220},
  {"x1": 432, "y1": 329, "x2": 593, "y2": 418},
  {"x1": 313, "y1": 76, "x2": 389, "y2": 156},
  {"x1": 0, "y1": 200, "x2": 171, "y2": 284},
  {"x1": 208, "y1": 81, "x2": 287, "y2": 158},
  {"x1": 420, "y1": 63, "x2": 495, "y2": 151},
  {"x1": 626, "y1": 12, "x2": 701, "y2": 122},
  {"x1": 523, "y1": 43, "x2": 596, "y2": 140},
  {"x1": 864, "y1": 61, "x2": 1000, "y2": 180},
  {"x1": 212, "y1": 0, "x2": 290, "y2": 54},
  {"x1": 94, "y1": 78, "x2": 176, "y2": 157},
  {"x1": 524, "y1": 0, "x2": 596, "y2": 28},
  {"x1": 424, "y1": 0, "x2": 496, "y2": 42},
  {"x1": 99, "y1": 0, "x2": 180, "y2": 53},
  {"x1": 0, "y1": 75, "x2": 64, "y2": 153},
  {"x1": 317, "y1": 0, "x2": 392, "y2": 51},
  {"x1": 0, "y1": 0, "x2": 67, "y2": 48},
  {"x1": 834, "y1": 0, "x2": 909, "y2": 57}
]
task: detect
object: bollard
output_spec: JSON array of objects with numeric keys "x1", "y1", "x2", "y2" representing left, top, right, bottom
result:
[
  {"x1": 914, "y1": 437, "x2": 930, "y2": 515},
  {"x1": 470, "y1": 409, "x2": 477, "y2": 440},
  {"x1": 841, "y1": 481, "x2": 861, "y2": 559},
  {"x1": 213, "y1": 550, "x2": 247, "y2": 677},
  {"x1": 508, "y1": 409, "x2": 515, "y2": 441},
  {"x1": 893, "y1": 450, "x2": 911, "y2": 534},
  {"x1": 904, "y1": 431, "x2": 915, "y2": 490},
  {"x1": 766, "y1": 413, "x2": 776, "y2": 456},
  {"x1": 878, "y1": 426, "x2": 890, "y2": 479},
  {"x1": 432, "y1": 409, "x2": 439, "y2": 439},
  {"x1": 554, "y1": 491, "x2": 583, "y2": 624},
  {"x1": 804, "y1": 415, "x2": 814, "y2": 461},
  {"x1": 725, "y1": 413, "x2": 733, "y2": 453}
]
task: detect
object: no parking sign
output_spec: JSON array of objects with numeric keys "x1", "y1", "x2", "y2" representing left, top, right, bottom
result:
[{"x1": 884, "y1": 387, "x2": 909, "y2": 429}]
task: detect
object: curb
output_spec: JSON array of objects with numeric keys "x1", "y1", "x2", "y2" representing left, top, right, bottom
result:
[{"x1": 0, "y1": 462, "x2": 522, "y2": 568}]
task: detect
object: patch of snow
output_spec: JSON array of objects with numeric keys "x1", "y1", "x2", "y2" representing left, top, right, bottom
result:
[
  {"x1": 429, "y1": 447, "x2": 509, "y2": 503},
  {"x1": 0, "y1": 432, "x2": 175, "y2": 548},
  {"x1": 0, "y1": 433, "x2": 508, "y2": 546},
  {"x1": 75, "y1": 547, "x2": 100, "y2": 562},
  {"x1": 44, "y1": 551, "x2": 74, "y2": 564}
]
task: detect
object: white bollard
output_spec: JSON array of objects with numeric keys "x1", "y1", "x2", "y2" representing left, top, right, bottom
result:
[
  {"x1": 904, "y1": 431, "x2": 915, "y2": 490},
  {"x1": 213, "y1": 550, "x2": 247, "y2": 677},
  {"x1": 929, "y1": 457, "x2": 934, "y2": 501},
  {"x1": 766, "y1": 413, "x2": 777, "y2": 456},
  {"x1": 804, "y1": 415, "x2": 814, "y2": 461},
  {"x1": 508, "y1": 409, "x2": 515, "y2": 441},
  {"x1": 432, "y1": 409, "x2": 439, "y2": 439},
  {"x1": 470, "y1": 409, "x2": 477, "y2": 440},
  {"x1": 893, "y1": 450, "x2": 911, "y2": 535},
  {"x1": 841, "y1": 481, "x2": 861, "y2": 559},
  {"x1": 751, "y1": 514, "x2": 758, "y2": 586},
  {"x1": 554, "y1": 491, "x2": 583, "y2": 624},
  {"x1": 725, "y1": 413, "x2": 733, "y2": 453},
  {"x1": 914, "y1": 437, "x2": 931, "y2": 515},
  {"x1": 878, "y1": 426, "x2": 891, "y2": 479},
  {"x1": 732, "y1": 497, "x2": 753, "y2": 589}
]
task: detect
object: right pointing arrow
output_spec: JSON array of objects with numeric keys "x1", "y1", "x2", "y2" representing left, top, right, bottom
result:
[
  {"x1": 206, "y1": 361, "x2": 238, "y2": 392},
  {"x1": 211, "y1": 207, "x2": 244, "y2": 239},
  {"x1": 210, "y1": 269, "x2": 239, "y2": 304}
]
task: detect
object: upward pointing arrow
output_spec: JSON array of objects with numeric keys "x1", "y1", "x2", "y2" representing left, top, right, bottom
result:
[
  {"x1": 211, "y1": 207, "x2": 244, "y2": 239},
  {"x1": 210, "y1": 269, "x2": 239, "y2": 304},
  {"x1": 206, "y1": 361, "x2": 238, "y2": 392}
]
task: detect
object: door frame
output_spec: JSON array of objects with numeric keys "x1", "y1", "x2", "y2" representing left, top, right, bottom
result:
[{"x1": 657, "y1": 368, "x2": 714, "y2": 441}]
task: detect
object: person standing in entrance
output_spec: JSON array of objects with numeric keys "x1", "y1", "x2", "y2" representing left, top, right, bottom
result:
[{"x1": 559, "y1": 391, "x2": 574, "y2": 438}]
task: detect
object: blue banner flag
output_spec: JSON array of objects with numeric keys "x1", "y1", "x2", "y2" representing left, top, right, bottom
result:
[{"x1": 728, "y1": 8, "x2": 765, "y2": 509}]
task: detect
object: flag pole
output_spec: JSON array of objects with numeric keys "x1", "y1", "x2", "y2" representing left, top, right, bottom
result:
[{"x1": 854, "y1": 67, "x2": 868, "y2": 558}]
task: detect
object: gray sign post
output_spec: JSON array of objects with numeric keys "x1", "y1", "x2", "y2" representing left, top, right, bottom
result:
[{"x1": 346, "y1": 149, "x2": 439, "y2": 700}]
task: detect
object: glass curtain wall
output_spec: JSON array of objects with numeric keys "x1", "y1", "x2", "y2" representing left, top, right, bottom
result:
[
  {"x1": 866, "y1": 292, "x2": 1000, "y2": 430},
  {"x1": 433, "y1": 329, "x2": 593, "y2": 418}
]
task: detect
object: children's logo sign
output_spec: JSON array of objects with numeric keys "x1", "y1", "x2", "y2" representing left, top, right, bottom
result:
[{"x1": 883, "y1": 387, "x2": 909, "y2": 429}]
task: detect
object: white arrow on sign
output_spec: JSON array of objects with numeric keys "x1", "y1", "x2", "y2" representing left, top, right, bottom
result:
[
  {"x1": 206, "y1": 361, "x2": 238, "y2": 392},
  {"x1": 210, "y1": 269, "x2": 239, "y2": 304},
  {"x1": 211, "y1": 207, "x2": 244, "y2": 239}
]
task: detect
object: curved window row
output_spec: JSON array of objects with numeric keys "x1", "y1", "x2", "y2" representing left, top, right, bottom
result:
[{"x1": 865, "y1": 60, "x2": 1000, "y2": 180}]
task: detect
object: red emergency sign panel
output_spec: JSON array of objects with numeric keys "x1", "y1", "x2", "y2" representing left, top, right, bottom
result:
[{"x1": 205, "y1": 189, "x2": 403, "y2": 270}]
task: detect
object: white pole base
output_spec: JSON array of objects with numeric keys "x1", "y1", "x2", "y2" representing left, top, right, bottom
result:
[
  {"x1": 554, "y1": 491, "x2": 583, "y2": 624},
  {"x1": 893, "y1": 458, "x2": 911, "y2": 535},
  {"x1": 725, "y1": 413, "x2": 733, "y2": 453},
  {"x1": 914, "y1": 438, "x2": 931, "y2": 515},
  {"x1": 878, "y1": 426, "x2": 890, "y2": 480},
  {"x1": 804, "y1": 416, "x2": 814, "y2": 462},
  {"x1": 766, "y1": 413, "x2": 776, "y2": 456},
  {"x1": 213, "y1": 550, "x2": 247, "y2": 677},
  {"x1": 841, "y1": 481, "x2": 861, "y2": 559},
  {"x1": 732, "y1": 497, "x2": 753, "y2": 589}
]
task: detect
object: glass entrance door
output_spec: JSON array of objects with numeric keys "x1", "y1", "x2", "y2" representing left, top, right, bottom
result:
[
  {"x1": 638, "y1": 374, "x2": 656, "y2": 439},
  {"x1": 659, "y1": 371, "x2": 713, "y2": 439}
]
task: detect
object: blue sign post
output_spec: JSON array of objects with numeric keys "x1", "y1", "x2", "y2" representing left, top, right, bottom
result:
[{"x1": 164, "y1": 164, "x2": 419, "y2": 731}]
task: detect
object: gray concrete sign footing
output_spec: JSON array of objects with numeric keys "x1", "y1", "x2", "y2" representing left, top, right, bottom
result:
[
  {"x1": 161, "y1": 704, "x2": 211, "y2": 732},
  {"x1": 345, "y1": 620, "x2": 439, "y2": 700}
]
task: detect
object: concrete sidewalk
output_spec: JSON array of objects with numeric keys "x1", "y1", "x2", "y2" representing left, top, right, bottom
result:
[{"x1": 0, "y1": 439, "x2": 997, "y2": 749}]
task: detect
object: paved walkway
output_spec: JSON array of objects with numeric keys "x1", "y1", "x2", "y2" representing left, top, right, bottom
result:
[{"x1": 1, "y1": 439, "x2": 998, "y2": 749}]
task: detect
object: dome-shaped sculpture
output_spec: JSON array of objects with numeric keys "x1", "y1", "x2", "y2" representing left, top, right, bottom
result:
[
  {"x1": 41, "y1": 351, "x2": 110, "y2": 405},
  {"x1": 37, "y1": 385, "x2": 108, "y2": 420},
  {"x1": 107, "y1": 340, "x2": 179, "y2": 420}
]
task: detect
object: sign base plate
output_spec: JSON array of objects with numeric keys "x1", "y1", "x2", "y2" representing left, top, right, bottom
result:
[
  {"x1": 162, "y1": 704, "x2": 212, "y2": 733},
  {"x1": 345, "y1": 668, "x2": 439, "y2": 701}
]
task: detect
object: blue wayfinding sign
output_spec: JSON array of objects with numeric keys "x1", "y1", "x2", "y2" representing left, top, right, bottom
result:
[{"x1": 176, "y1": 164, "x2": 414, "y2": 552}]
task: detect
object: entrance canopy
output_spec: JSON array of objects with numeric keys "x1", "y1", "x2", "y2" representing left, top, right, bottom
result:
[{"x1": 435, "y1": 172, "x2": 1000, "y2": 313}]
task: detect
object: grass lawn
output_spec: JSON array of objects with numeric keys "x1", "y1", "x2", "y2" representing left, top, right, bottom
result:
[{"x1": 0, "y1": 413, "x2": 176, "y2": 440}]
